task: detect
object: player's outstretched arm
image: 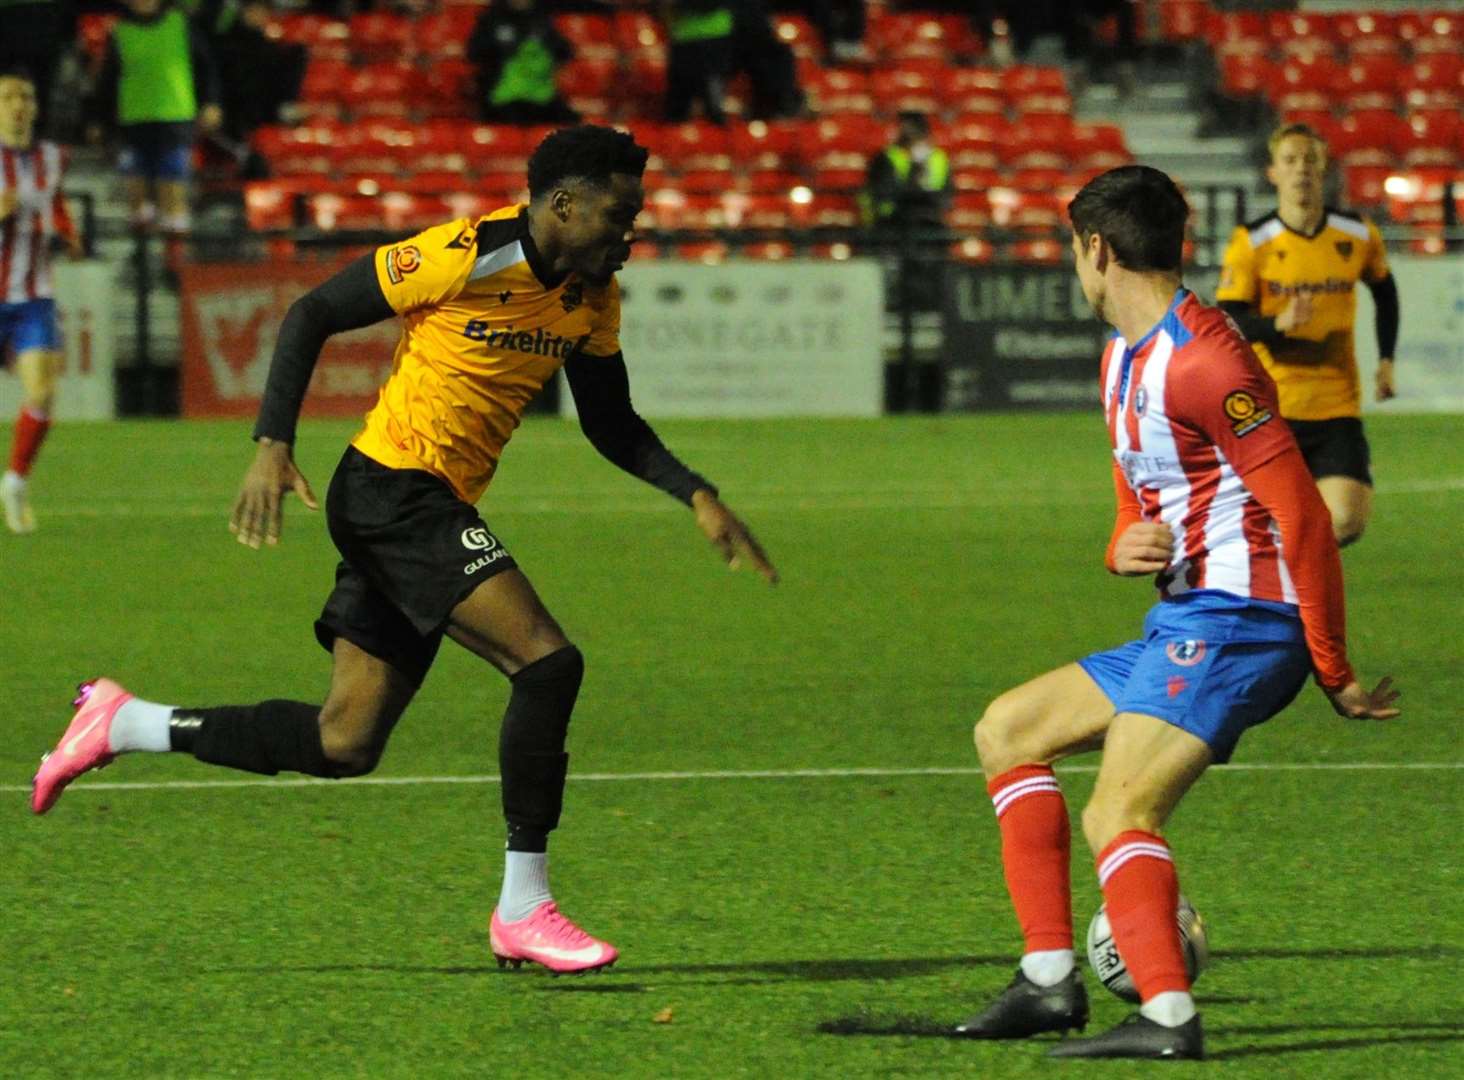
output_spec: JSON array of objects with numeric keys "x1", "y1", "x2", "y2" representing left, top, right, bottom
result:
[{"x1": 230, "y1": 438, "x2": 319, "y2": 549}]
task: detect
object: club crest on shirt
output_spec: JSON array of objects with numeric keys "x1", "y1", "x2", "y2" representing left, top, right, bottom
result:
[
  {"x1": 1335, "y1": 239, "x2": 1354, "y2": 259},
  {"x1": 1133, "y1": 385, "x2": 1148, "y2": 417},
  {"x1": 560, "y1": 281, "x2": 583, "y2": 313},
  {"x1": 1166, "y1": 640, "x2": 1206, "y2": 667},
  {"x1": 385, "y1": 244, "x2": 421, "y2": 284},
  {"x1": 1223, "y1": 389, "x2": 1273, "y2": 437}
]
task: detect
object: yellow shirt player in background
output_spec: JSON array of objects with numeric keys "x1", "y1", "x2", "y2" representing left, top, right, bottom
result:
[
  {"x1": 1216, "y1": 123, "x2": 1400, "y2": 546},
  {"x1": 32, "y1": 126, "x2": 778, "y2": 976}
]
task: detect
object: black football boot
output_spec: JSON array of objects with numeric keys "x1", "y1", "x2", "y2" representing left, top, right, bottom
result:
[
  {"x1": 953, "y1": 967, "x2": 1089, "y2": 1039},
  {"x1": 1047, "y1": 1012, "x2": 1204, "y2": 1060}
]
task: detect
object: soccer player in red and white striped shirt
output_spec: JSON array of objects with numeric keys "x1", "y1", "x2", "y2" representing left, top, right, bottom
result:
[
  {"x1": 954, "y1": 166, "x2": 1399, "y2": 1060},
  {"x1": 0, "y1": 67, "x2": 80, "y2": 533}
]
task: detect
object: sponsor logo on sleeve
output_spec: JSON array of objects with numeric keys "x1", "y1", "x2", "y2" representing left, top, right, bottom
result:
[
  {"x1": 1223, "y1": 389, "x2": 1273, "y2": 437},
  {"x1": 385, "y1": 244, "x2": 422, "y2": 284}
]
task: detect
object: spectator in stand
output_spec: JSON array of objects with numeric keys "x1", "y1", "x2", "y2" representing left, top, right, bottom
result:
[
  {"x1": 467, "y1": 0, "x2": 579, "y2": 127},
  {"x1": 661, "y1": 0, "x2": 803, "y2": 124},
  {"x1": 861, "y1": 110, "x2": 951, "y2": 235},
  {"x1": 86, "y1": 0, "x2": 222, "y2": 237},
  {"x1": 202, "y1": 0, "x2": 307, "y2": 143},
  {"x1": 776, "y1": 0, "x2": 866, "y2": 64},
  {"x1": 0, "y1": 0, "x2": 74, "y2": 138}
]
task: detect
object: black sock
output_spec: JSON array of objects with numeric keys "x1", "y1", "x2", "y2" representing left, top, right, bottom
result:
[
  {"x1": 170, "y1": 701, "x2": 335, "y2": 777},
  {"x1": 500, "y1": 645, "x2": 584, "y2": 852}
]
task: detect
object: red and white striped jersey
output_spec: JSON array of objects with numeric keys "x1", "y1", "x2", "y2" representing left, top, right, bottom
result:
[
  {"x1": 0, "y1": 141, "x2": 74, "y2": 304},
  {"x1": 1101, "y1": 289, "x2": 1301, "y2": 605}
]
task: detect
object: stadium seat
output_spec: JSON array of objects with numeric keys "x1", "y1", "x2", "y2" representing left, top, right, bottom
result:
[
  {"x1": 730, "y1": 120, "x2": 804, "y2": 170},
  {"x1": 349, "y1": 12, "x2": 412, "y2": 64},
  {"x1": 1156, "y1": 0, "x2": 1207, "y2": 44},
  {"x1": 737, "y1": 240, "x2": 795, "y2": 260},
  {"x1": 736, "y1": 193, "x2": 793, "y2": 229},
  {"x1": 1009, "y1": 167, "x2": 1067, "y2": 193},
  {"x1": 998, "y1": 113, "x2": 1075, "y2": 170},
  {"x1": 343, "y1": 63, "x2": 415, "y2": 119},
  {"x1": 676, "y1": 240, "x2": 730, "y2": 264},
  {"x1": 1218, "y1": 54, "x2": 1274, "y2": 100},
  {"x1": 307, "y1": 193, "x2": 386, "y2": 231},
  {"x1": 679, "y1": 166, "x2": 737, "y2": 195},
  {"x1": 741, "y1": 167, "x2": 805, "y2": 196},
  {"x1": 416, "y1": 10, "x2": 478, "y2": 60},
  {"x1": 942, "y1": 68, "x2": 1005, "y2": 115},
  {"x1": 806, "y1": 67, "x2": 873, "y2": 114},
  {"x1": 1402, "y1": 111, "x2": 1463, "y2": 167},
  {"x1": 557, "y1": 57, "x2": 617, "y2": 119},
  {"x1": 945, "y1": 115, "x2": 1009, "y2": 170},
  {"x1": 334, "y1": 125, "x2": 413, "y2": 180},
  {"x1": 1205, "y1": 10, "x2": 1268, "y2": 58},
  {"x1": 1008, "y1": 238, "x2": 1067, "y2": 265},
  {"x1": 1331, "y1": 111, "x2": 1411, "y2": 165},
  {"x1": 649, "y1": 121, "x2": 732, "y2": 170},
  {"x1": 1331, "y1": 12, "x2": 1398, "y2": 58},
  {"x1": 870, "y1": 62, "x2": 946, "y2": 116},
  {"x1": 613, "y1": 10, "x2": 666, "y2": 51},
  {"x1": 807, "y1": 241, "x2": 855, "y2": 260},
  {"x1": 76, "y1": 13, "x2": 117, "y2": 68},
  {"x1": 867, "y1": 13, "x2": 978, "y2": 62},
  {"x1": 553, "y1": 14, "x2": 616, "y2": 61},
  {"x1": 459, "y1": 125, "x2": 531, "y2": 172},
  {"x1": 271, "y1": 14, "x2": 349, "y2": 60},
  {"x1": 299, "y1": 58, "x2": 353, "y2": 116},
  {"x1": 947, "y1": 192, "x2": 993, "y2": 230},
  {"x1": 1068, "y1": 123, "x2": 1130, "y2": 169},
  {"x1": 1397, "y1": 11, "x2": 1464, "y2": 56},
  {"x1": 1402, "y1": 56, "x2": 1464, "y2": 110},
  {"x1": 420, "y1": 61, "x2": 475, "y2": 120},
  {"x1": 1269, "y1": 54, "x2": 1344, "y2": 112},
  {"x1": 253, "y1": 123, "x2": 341, "y2": 176},
  {"x1": 1334, "y1": 56, "x2": 1403, "y2": 112},
  {"x1": 1004, "y1": 66, "x2": 1071, "y2": 114},
  {"x1": 1266, "y1": 11, "x2": 1336, "y2": 59},
  {"x1": 773, "y1": 15, "x2": 822, "y2": 60},
  {"x1": 951, "y1": 166, "x2": 1001, "y2": 194},
  {"x1": 949, "y1": 236, "x2": 995, "y2": 264},
  {"x1": 988, "y1": 189, "x2": 1065, "y2": 233},
  {"x1": 810, "y1": 113, "x2": 887, "y2": 157},
  {"x1": 244, "y1": 177, "x2": 334, "y2": 231},
  {"x1": 1342, "y1": 165, "x2": 1391, "y2": 207}
]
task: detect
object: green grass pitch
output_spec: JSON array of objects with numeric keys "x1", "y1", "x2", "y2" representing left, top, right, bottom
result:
[{"x1": 2, "y1": 412, "x2": 1460, "y2": 1078}]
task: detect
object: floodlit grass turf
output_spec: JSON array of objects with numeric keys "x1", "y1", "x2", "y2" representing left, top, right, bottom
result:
[{"x1": 2, "y1": 413, "x2": 1461, "y2": 1079}]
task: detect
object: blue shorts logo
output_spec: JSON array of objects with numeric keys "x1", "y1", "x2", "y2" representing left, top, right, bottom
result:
[{"x1": 1166, "y1": 639, "x2": 1206, "y2": 667}]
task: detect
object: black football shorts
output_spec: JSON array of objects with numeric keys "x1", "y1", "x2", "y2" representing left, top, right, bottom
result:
[
  {"x1": 1286, "y1": 417, "x2": 1373, "y2": 486},
  {"x1": 314, "y1": 446, "x2": 519, "y2": 685}
]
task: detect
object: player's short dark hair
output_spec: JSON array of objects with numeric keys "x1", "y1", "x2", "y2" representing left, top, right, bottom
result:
[
  {"x1": 0, "y1": 66, "x2": 37, "y2": 85},
  {"x1": 1068, "y1": 165, "x2": 1189, "y2": 272},
  {"x1": 526, "y1": 125, "x2": 649, "y2": 200}
]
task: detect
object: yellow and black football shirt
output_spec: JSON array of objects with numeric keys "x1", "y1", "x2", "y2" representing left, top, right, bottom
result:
[
  {"x1": 1216, "y1": 208, "x2": 1389, "y2": 421},
  {"x1": 349, "y1": 204, "x2": 620, "y2": 502}
]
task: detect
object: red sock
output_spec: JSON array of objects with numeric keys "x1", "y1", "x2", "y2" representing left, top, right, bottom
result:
[
  {"x1": 1096, "y1": 830, "x2": 1190, "y2": 1000},
  {"x1": 9, "y1": 407, "x2": 51, "y2": 477},
  {"x1": 988, "y1": 765, "x2": 1072, "y2": 952}
]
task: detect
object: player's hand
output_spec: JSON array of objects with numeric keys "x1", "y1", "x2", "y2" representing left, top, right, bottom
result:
[
  {"x1": 1274, "y1": 293, "x2": 1314, "y2": 335},
  {"x1": 691, "y1": 489, "x2": 778, "y2": 585},
  {"x1": 66, "y1": 232, "x2": 85, "y2": 260},
  {"x1": 1111, "y1": 521, "x2": 1174, "y2": 576},
  {"x1": 1324, "y1": 676, "x2": 1400, "y2": 720},
  {"x1": 199, "y1": 104, "x2": 223, "y2": 134},
  {"x1": 1375, "y1": 358, "x2": 1396, "y2": 401},
  {"x1": 229, "y1": 438, "x2": 319, "y2": 549}
]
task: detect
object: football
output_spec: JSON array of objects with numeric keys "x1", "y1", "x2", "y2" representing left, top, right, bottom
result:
[{"x1": 1085, "y1": 895, "x2": 1210, "y2": 1003}]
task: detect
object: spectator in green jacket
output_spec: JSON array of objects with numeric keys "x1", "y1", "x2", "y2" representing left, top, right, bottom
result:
[
  {"x1": 467, "y1": 0, "x2": 578, "y2": 126},
  {"x1": 87, "y1": 0, "x2": 221, "y2": 235},
  {"x1": 861, "y1": 110, "x2": 951, "y2": 234}
]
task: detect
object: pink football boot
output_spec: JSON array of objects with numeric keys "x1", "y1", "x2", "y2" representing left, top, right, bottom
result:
[
  {"x1": 490, "y1": 901, "x2": 619, "y2": 974},
  {"x1": 31, "y1": 679, "x2": 133, "y2": 814}
]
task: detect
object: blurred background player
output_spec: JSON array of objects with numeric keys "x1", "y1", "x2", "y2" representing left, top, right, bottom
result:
[
  {"x1": 1217, "y1": 123, "x2": 1400, "y2": 548},
  {"x1": 0, "y1": 67, "x2": 80, "y2": 535},
  {"x1": 467, "y1": 0, "x2": 580, "y2": 127},
  {"x1": 31, "y1": 125, "x2": 778, "y2": 975},
  {"x1": 85, "y1": 0, "x2": 222, "y2": 239},
  {"x1": 955, "y1": 166, "x2": 1398, "y2": 1060}
]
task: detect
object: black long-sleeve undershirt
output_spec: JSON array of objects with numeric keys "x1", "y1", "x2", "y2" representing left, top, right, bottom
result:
[
  {"x1": 253, "y1": 255, "x2": 715, "y2": 506},
  {"x1": 563, "y1": 352, "x2": 716, "y2": 506},
  {"x1": 1218, "y1": 271, "x2": 1400, "y2": 360}
]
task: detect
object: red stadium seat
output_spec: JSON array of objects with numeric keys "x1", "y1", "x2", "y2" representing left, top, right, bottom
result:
[
  {"x1": 349, "y1": 13, "x2": 412, "y2": 64},
  {"x1": 998, "y1": 113, "x2": 1075, "y2": 170},
  {"x1": 740, "y1": 168, "x2": 804, "y2": 196},
  {"x1": 676, "y1": 240, "x2": 730, "y2": 264},
  {"x1": 773, "y1": 15, "x2": 822, "y2": 60},
  {"x1": 1068, "y1": 123, "x2": 1130, "y2": 169},
  {"x1": 553, "y1": 14, "x2": 615, "y2": 61},
  {"x1": 949, "y1": 236, "x2": 995, "y2": 264},
  {"x1": 1334, "y1": 57, "x2": 1402, "y2": 112},
  {"x1": 1402, "y1": 111, "x2": 1463, "y2": 167},
  {"x1": 730, "y1": 120, "x2": 804, "y2": 170},
  {"x1": 299, "y1": 58, "x2": 353, "y2": 110},
  {"x1": 947, "y1": 192, "x2": 993, "y2": 230},
  {"x1": 1205, "y1": 11, "x2": 1268, "y2": 57},
  {"x1": 867, "y1": 13, "x2": 978, "y2": 62},
  {"x1": 1004, "y1": 66, "x2": 1071, "y2": 115},
  {"x1": 1396, "y1": 11, "x2": 1464, "y2": 56},
  {"x1": 614, "y1": 11, "x2": 666, "y2": 51},
  {"x1": 1156, "y1": 0, "x2": 1207, "y2": 44},
  {"x1": 809, "y1": 112, "x2": 887, "y2": 157},
  {"x1": 806, "y1": 67, "x2": 873, "y2": 114},
  {"x1": 946, "y1": 115, "x2": 1009, "y2": 170},
  {"x1": 1332, "y1": 12, "x2": 1398, "y2": 58},
  {"x1": 951, "y1": 166, "x2": 1000, "y2": 193},
  {"x1": 272, "y1": 14, "x2": 349, "y2": 60},
  {"x1": 76, "y1": 14, "x2": 117, "y2": 67},
  {"x1": 1402, "y1": 56, "x2": 1464, "y2": 110},
  {"x1": 942, "y1": 68, "x2": 1005, "y2": 114},
  {"x1": 459, "y1": 125, "x2": 531, "y2": 172},
  {"x1": 416, "y1": 11, "x2": 478, "y2": 60},
  {"x1": 243, "y1": 177, "x2": 336, "y2": 230},
  {"x1": 807, "y1": 241, "x2": 856, "y2": 260},
  {"x1": 679, "y1": 166, "x2": 736, "y2": 194},
  {"x1": 307, "y1": 193, "x2": 385, "y2": 231},
  {"x1": 253, "y1": 123, "x2": 342, "y2": 176},
  {"x1": 649, "y1": 122, "x2": 732, "y2": 170},
  {"x1": 1331, "y1": 112, "x2": 1411, "y2": 166},
  {"x1": 1218, "y1": 54, "x2": 1274, "y2": 100},
  {"x1": 1266, "y1": 11, "x2": 1336, "y2": 59},
  {"x1": 344, "y1": 63, "x2": 414, "y2": 119},
  {"x1": 988, "y1": 189, "x2": 1065, "y2": 233},
  {"x1": 735, "y1": 193, "x2": 793, "y2": 229},
  {"x1": 1009, "y1": 167, "x2": 1067, "y2": 192},
  {"x1": 1009, "y1": 238, "x2": 1067, "y2": 265},
  {"x1": 736, "y1": 240, "x2": 795, "y2": 260},
  {"x1": 334, "y1": 125, "x2": 413, "y2": 179},
  {"x1": 1341, "y1": 165, "x2": 1391, "y2": 208},
  {"x1": 870, "y1": 62, "x2": 946, "y2": 116},
  {"x1": 421, "y1": 61, "x2": 474, "y2": 120},
  {"x1": 1269, "y1": 54, "x2": 1344, "y2": 112}
]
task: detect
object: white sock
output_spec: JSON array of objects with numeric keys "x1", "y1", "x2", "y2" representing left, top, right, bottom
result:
[
  {"x1": 107, "y1": 698, "x2": 176, "y2": 753},
  {"x1": 1020, "y1": 948, "x2": 1075, "y2": 987},
  {"x1": 1141, "y1": 990, "x2": 1197, "y2": 1027},
  {"x1": 498, "y1": 850, "x2": 552, "y2": 922}
]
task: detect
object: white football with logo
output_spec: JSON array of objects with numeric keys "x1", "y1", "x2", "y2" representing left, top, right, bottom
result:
[{"x1": 1085, "y1": 894, "x2": 1209, "y2": 1003}]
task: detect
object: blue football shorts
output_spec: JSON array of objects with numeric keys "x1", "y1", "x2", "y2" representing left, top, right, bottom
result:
[
  {"x1": 116, "y1": 122, "x2": 195, "y2": 181},
  {"x1": 0, "y1": 298, "x2": 61, "y2": 356},
  {"x1": 1078, "y1": 592, "x2": 1312, "y2": 763}
]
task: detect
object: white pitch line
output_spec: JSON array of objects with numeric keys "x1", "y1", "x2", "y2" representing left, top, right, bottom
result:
[{"x1": 2, "y1": 761, "x2": 1459, "y2": 796}]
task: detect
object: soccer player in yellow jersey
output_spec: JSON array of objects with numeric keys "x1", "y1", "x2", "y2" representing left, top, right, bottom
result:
[
  {"x1": 1216, "y1": 123, "x2": 1400, "y2": 546},
  {"x1": 32, "y1": 126, "x2": 778, "y2": 974}
]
